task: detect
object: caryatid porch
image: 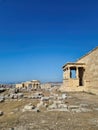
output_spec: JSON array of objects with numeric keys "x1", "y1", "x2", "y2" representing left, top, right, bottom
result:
[{"x1": 62, "y1": 63, "x2": 86, "y2": 88}]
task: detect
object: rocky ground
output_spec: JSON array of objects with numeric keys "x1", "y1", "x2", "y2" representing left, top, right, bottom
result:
[{"x1": 0, "y1": 88, "x2": 98, "y2": 130}]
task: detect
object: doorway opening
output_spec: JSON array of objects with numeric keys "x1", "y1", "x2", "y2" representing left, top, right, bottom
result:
[{"x1": 78, "y1": 67, "x2": 84, "y2": 86}]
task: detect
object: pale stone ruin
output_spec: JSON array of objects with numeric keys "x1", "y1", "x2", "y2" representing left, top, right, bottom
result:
[
  {"x1": 16, "y1": 80, "x2": 41, "y2": 90},
  {"x1": 41, "y1": 83, "x2": 52, "y2": 90},
  {"x1": 60, "y1": 47, "x2": 98, "y2": 95}
]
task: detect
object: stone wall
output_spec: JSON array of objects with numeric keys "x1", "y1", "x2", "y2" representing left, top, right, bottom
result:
[
  {"x1": 16, "y1": 84, "x2": 22, "y2": 89},
  {"x1": 60, "y1": 79, "x2": 86, "y2": 92},
  {"x1": 77, "y1": 47, "x2": 98, "y2": 94}
]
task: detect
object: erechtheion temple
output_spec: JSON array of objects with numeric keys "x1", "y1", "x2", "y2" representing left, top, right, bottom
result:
[
  {"x1": 60, "y1": 47, "x2": 98, "y2": 95},
  {"x1": 16, "y1": 80, "x2": 41, "y2": 90}
]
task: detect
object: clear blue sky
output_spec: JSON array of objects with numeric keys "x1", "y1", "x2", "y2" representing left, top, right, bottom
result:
[{"x1": 0, "y1": 0, "x2": 98, "y2": 83}]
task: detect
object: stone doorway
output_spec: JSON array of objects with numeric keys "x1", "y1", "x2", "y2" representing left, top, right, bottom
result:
[{"x1": 78, "y1": 67, "x2": 84, "y2": 86}]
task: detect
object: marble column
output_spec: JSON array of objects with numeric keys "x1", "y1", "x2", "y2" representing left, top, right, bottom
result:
[
  {"x1": 68, "y1": 67, "x2": 70, "y2": 79},
  {"x1": 63, "y1": 69, "x2": 66, "y2": 79},
  {"x1": 76, "y1": 67, "x2": 79, "y2": 78}
]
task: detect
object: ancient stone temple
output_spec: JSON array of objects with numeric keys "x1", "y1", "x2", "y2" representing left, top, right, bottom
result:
[
  {"x1": 60, "y1": 47, "x2": 98, "y2": 95},
  {"x1": 16, "y1": 80, "x2": 41, "y2": 90}
]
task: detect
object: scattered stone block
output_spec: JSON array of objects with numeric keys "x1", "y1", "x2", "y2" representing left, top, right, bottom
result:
[
  {"x1": 93, "y1": 108, "x2": 98, "y2": 111},
  {"x1": 33, "y1": 108, "x2": 40, "y2": 112},
  {"x1": 71, "y1": 109, "x2": 81, "y2": 113},
  {"x1": 57, "y1": 108, "x2": 69, "y2": 112},
  {"x1": 48, "y1": 108, "x2": 69, "y2": 112},
  {"x1": 4, "y1": 94, "x2": 9, "y2": 99},
  {"x1": 58, "y1": 104, "x2": 68, "y2": 109},
  {"x1": 80, "y1": 103, "x2": 89, "y2": 108},
  {"x1": 37, "y1": 101, "x2": 44, "y2": 108},
  {"x1": 68, "y1": 105, "x2": 79, "y2": 109},
  {"x1": 41, "y1": 97, "x2": 49, "y2": 101},
  {"x1": 0, "y1": 111, "x2": 3, "y2": 116},
  {"x1": 17, "y1": 93, "x2": 24, "y2": 98},
  {"x1": 48, "y1": 103, "x2": 57, "y2": 109},
  {"x1": 80, "y1": 108, "x2": 92, "y2": 112},
  {"x1": 44, "y1": 103, "x2": 48, "y2": 108},
  {"x1": 24, "y1": 104, "x2": 35, "y2": 111},
  {"x1": 0, "y1": 88, "x2": 6, "y2": 92},
  {"x1": 9, "y1": 128, "x2": 14, "y2": 130},
  {"x1": 0, "y1": 96, "x2": 5, "y2": 102},
  {"x1": 53, "y1": 100, "x2": 62, "y2": 104},
  {"x1": 62, "y1": 93, "x2": 67, "y2": 99}
]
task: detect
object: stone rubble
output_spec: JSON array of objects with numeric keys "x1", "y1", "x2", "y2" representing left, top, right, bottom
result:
[
  {"x1": 41, "y1": 96, "x2": 49, "y2": 101},
  {"x1": 0, "y1": 111, "x2": 3, "y2": 116},
  {"x1": 0, "y1": 86, "x2": 96, "y2": 114},
  {"x1": 37, "y1": 101, "x2": 44, "y2": 108},
  {"x1": 0, "y1": 96, "x2": 5, "y2": 103},
  {"x1": 23, "y1": 103, "x2": 40, "y2": 112},
  {"x1": 93, "y1": 108, "x2": 98, "y2": 111},
  {"x1": 9, "y1": 93, "x2": 24, "y2": 99},
  {"x1": 28, "y1": 92, "x2": 44, "y2": 99},
  {"x1": 9, "y1": 126, "x2": 27, "y2": 130},
  {"x1": 0, "y1": 85, "x2": 98, "y2": 130},
  {"x1": 0, "y1": 88, "x2": 6, "y2": 93}
]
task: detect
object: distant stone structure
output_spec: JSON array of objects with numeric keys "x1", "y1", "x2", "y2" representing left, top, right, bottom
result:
[
  {"x1": 16, "y1": 80, "x2": 41, "y2": 90},
  {"x1": 60, "y1": 47, "x2": 98, "y2": 95},
  {"x1": 41, "y1": 83, "x2": 52, "y2": 90},
  {"x1": 41, "y1": 82, "x2": 62, "y2": 90}
]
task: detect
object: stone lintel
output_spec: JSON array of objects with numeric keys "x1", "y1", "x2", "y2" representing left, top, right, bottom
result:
[{"x1": 62, "y1": 62, "x2": 86, "y2": 71}]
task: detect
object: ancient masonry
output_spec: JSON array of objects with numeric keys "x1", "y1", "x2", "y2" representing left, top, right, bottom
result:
[
  {"x1": 60, "y1": 47, "x2": 98, "y2": 95},
  {"x1": 16, "y1": 80, "x2": 41, "y2": 90}
]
